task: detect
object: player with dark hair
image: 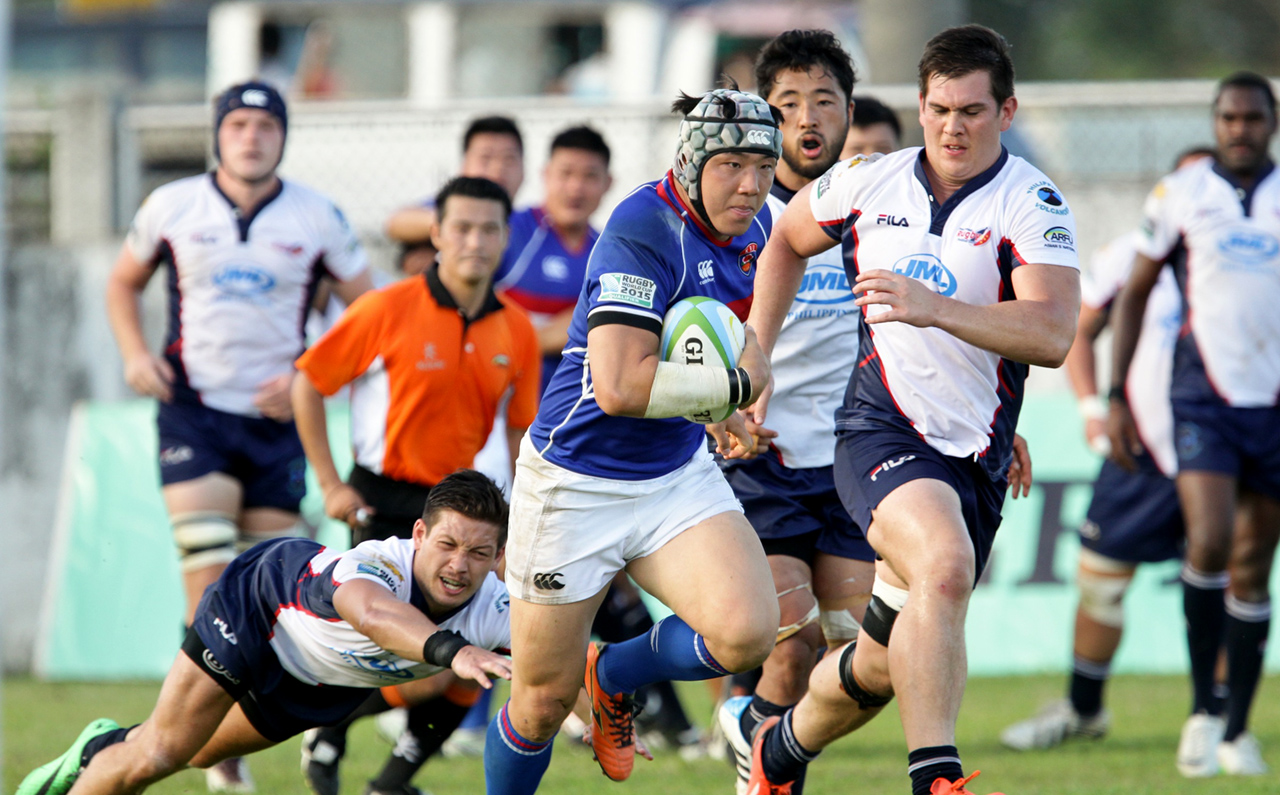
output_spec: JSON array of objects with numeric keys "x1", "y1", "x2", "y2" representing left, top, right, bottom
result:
[
  {"x1": 104, "y1": 81, "x2": 374, "y2": 791},
  {"x1": 1109, "y1": 71, "x2": 1280, "y2": 778},
  {"x1": 712, "y1": 29, "x2": 875, "y2": 795},
  {"x1": 494, "y1": 124, "x2": 612, "y2": 396},
  {"x1": 386, "y1": 116, "x2": 526, "y2": 246},
  {"x1": 292, "y1": 176, "x2": 538, "y2": 795},
  {"x1": 17, "y1": 470, "x2": 514, "y2": 795},
  {"x1": 482, "y1": 87, "x2": 782, "y2": 794},
  {"x1": 843, "y1": 95, "x2": 902, "y2": 158},
  {"x1": 745, "y1": 25, "x2": 1077, "y2": 795},
  {"x1": 1002, "y1": 146, "x2": 1214, "y2": 753}
]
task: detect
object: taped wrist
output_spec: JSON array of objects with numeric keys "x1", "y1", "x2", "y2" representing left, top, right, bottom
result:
[
  {"x1": 422, "y1": 630, "x2": 470, "y2": 668},
  {"x1": 643, "y1": 361, "x2": 732, "y2": 419}
]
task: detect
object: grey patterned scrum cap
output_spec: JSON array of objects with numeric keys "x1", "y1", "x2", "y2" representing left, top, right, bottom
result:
[{"x1": 673, "y1": 88, "x2": 782, "y2": 207}]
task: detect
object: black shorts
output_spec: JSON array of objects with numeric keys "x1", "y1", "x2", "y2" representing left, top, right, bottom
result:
[
  {"x1": 157, "y1": 400, "x2": 306, "y2": 512},
  {"x1": 348, "y1": 464, "x2": 432, "y2": 543},
  {"x1": 1173, "y1": 400, "x2": 1280, "y2": 500},
  {"x1": 1081, "y1": 456, "x2": 1184, "y2": 564},
  {"x1": 832, "y1": 427, "x2": 1006, "y2": 584},
  {"x1": 722, "y1": 454, "x2": 874, "y2": 564}
]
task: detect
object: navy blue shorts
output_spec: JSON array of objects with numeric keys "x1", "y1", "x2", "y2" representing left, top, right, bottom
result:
[
  {"x1": 722, "y1": 455, "x2": 875, "y2": 564},
  {"x1": 1081, "y1": 456, "x2": 1184, "y2": 563},
  {"x1": 157, "y1": 400, "x2": 307, "y2": 512},
  {"x1": 187, "y1": 540, "x2": 370, "y2": 742},
  {"x1": 832, "y1": 428, "x2": 1006, "y2": 583},
  {"x1": 1173, "y1": 400, "x2": 1280, "y2": 501}
]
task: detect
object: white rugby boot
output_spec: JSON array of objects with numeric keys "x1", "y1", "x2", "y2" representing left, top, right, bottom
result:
[
  {"x1": 1000, "y1": 699, "x2": 1110, "y2": 750},
  {"x1": 1176, "y1": 713, "x2": 1225, "y2": 777},
  {"x1": 1218, "y1": 732, "x2": 1269, "y2": 776},
  {"x1": 717, "y1": 695, "x2": 752, "y2": 795}
]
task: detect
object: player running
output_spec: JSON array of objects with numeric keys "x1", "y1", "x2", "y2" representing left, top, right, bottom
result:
[
  {"x1": 745, "y1": 25, "x2": 1079, "y2": 795},
  {"x1": 482, "y1": 87, "x2": 782, "y2": 794},
  {"x1": 17, "y1": 470, "x2": 514, "y2": 795},
  {"x1": 711, "y1": 30, "x2": 877, "y2": 794},
  {"x1": 1001, "y1": 147, "x2": 1214, "y2": 753},
  {"x1": 104, "y1": 81, "x2": 373, "y2": 791},
  {"x1": 1108, "y1": 72, "x2": 1280, "y2": 778}
]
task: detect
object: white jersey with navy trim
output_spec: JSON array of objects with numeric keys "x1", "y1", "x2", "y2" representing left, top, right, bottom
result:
[
  {"x1": 126, "y1": 174, "x2": 368, "y2": 416},
  {"x1": 1135, "y1": 157, "x2": 1280, "y2": 408},
  {"x1": 810, "y1": 147, "x2": 1080, "y2": 479},
  {"x1": 267, "y1": 537, "x2": 511, "y2": 688},
  {"x1": 529, "y1": 171, "x2": 771, "y2": 480},
  {"x1": 1081, "y1": 230, "x2": 1180, "y2": 475},
  {"x1": 762, "y1": 182, "x2": 860, "y2": 469}
]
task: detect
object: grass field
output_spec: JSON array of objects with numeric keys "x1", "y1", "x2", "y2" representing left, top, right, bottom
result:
[{"x1": 4, "y1": 674, "x2": 1277, "y2": 794}]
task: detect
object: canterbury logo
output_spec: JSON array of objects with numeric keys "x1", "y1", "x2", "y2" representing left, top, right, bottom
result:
[
  {"x1": 241, "y1": 89, "x2": 269, "y2": 107},
  {"x1": 532, "y1": 572, "x2": 565, "y2": 590},
  {"x1": 203, "y1": 649, "x2": 240, "y2": 684},
  {"x1": 746, "y1": 129, "x2": 773, "y2": 145}
]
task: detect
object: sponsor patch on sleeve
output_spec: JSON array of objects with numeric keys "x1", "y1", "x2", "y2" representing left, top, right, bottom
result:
[
  {"x1": 356, "y1": 562, "x2": 400, "y2": 591},
  {"x1": 1042, "y1": 226, "x2": 1075, "y2": 250},
  {"x1": 598, "y1": 273, "x2": 657, "y2": 309}
]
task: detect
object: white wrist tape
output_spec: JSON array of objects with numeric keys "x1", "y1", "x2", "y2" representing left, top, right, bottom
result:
[
  {"x1": 1078, "y1": 395, "x2": 1108, "y2": 422},
  {"x1": 643, "y1": 361, "x2": 731, "y2": 419}
]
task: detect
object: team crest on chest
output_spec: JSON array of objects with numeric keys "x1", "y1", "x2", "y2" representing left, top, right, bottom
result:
[{"x1": 738, "y1": 241, "x2": 759, "y2": 276}]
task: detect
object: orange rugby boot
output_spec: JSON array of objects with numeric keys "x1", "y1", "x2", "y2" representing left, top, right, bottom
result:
[
  {"x1": 930, "y1": 770, "x2": 1005, "y2": 795},
  {"x1": 583, "y1": 642, "x2": 638, "y2": 781},
  {"x1": 745, "y1": 716, "x2": 794, "y2": 795}
]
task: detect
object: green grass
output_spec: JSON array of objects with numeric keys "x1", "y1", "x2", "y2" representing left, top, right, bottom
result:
[{"x1": 4, "y1": 674, "x2": 1277, "y2": 794}]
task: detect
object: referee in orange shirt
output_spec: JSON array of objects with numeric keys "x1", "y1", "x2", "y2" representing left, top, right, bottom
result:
[{"x1": 291, "y1": 176, "x2": 539, "y2": 795}]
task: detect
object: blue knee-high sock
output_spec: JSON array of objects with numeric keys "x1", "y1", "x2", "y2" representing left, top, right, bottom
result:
[
  {"x1": 595, "y1": 615, "x2": 731, "y2": 696},
  {"x1": 484, "y1": 703, "x2": 554, "y2": 795},
  {"x1": 460, "y1": 687, "x2": 494, "y2": 730}
]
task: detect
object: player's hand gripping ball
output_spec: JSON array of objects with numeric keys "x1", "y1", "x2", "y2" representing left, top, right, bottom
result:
[{"x1": 659, "y1": 296, "x2": 746, "y2": 424}]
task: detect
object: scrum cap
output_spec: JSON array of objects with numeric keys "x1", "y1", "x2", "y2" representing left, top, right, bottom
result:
[
  {"x1": 213, "y1": 81, "x2": 288, "y2": 161},
  {"x1": 674, "y1": 88, "x2": 781, "y2": 233}
]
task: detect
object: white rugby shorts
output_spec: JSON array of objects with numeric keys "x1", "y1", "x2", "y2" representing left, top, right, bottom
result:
[{"x1": 505, "y1": 435, "x2": 743, "y2": 605}]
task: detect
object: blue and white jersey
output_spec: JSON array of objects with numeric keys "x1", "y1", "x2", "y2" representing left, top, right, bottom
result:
[
  {"x1": 762, "y1": 181, "x2": 860, "y2": 469},
  {"x1": 1081, "y1": 230, "x2": 1181, "y2": 475},
  {"x1": 529, "y1": 171, "x2": 772, "y2": 480},
  {"x1": 810, "y1": 147, "x2": 1079, "y2": 480},
  {"x1": 126, "y1": 174, "x2": 368, "y2": 416},
  {"x1": 1135, "y1": 158, "x2": 1280, "y2": 408},
  {"x1": 495, "y1": 206, "x2": 599, "y2": 395},
  {"x1": 259, "y1": 537, "x2": 510, "y2": 688}
]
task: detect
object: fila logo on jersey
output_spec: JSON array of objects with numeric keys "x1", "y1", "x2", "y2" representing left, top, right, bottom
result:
[
  {"x1": 1028, "y1": 181, "x2": 1069, "y2": 215},
  {"x1": 241, "y1": 89, "x2": 270, "y2": 107},
  {"x1": 697, "y1": 259, "x2": 715, "y2": 284},
  {"x1": 1043, "y1": 227, "x2": 1075, "y2": 250},
  {"x1": 877, "y1": 214, "x2": 909, "y2": 227},
  {"x1": 214, "y1": 617, "x2": 238, "y2": 645},
  {"x1": 533, "y1": 572, "x2": 565, "y2": 590},
  {"x1": 956, "y1": 227, "x2": 991, "y2": 246},
  {"x1": 746, "y1": 129, "x2": 773, "y2": 145},
  {"x1": 892, "y1": 254, "x2": 957, "y2": 297},
  {"x1": 869, "y1": 454, "x2": 917, "y2": 482},
  {"x1": 739, "y1": 242, "x2": 759, "y2": 276}
]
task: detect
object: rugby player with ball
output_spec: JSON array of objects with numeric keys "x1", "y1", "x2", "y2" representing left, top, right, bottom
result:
[{"x1": 482, "y1": 87, "x2": 783, "y2": 794}]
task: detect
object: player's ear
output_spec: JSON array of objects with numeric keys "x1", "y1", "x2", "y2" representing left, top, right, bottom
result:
[
  {"x1": 999, "y1": 96, "x2": 1018, "y2": 132},
  {"x1": 412, "y1": 518, "x2": 428, "y2": 548}
]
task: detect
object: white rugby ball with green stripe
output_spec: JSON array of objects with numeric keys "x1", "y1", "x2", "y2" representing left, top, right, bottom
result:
[{"x1": 659, "y1": 296, "x2": 746, "y2": 424}]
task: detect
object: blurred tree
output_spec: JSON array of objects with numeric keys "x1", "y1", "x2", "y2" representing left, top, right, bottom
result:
[{"x1": 973, "y1": 0, "x2": 1280, "y2": 80}]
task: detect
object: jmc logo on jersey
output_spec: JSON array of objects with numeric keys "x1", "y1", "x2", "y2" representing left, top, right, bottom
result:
[
  {"x1": 1217, "y1": 227, "x2": 1280, "y2": 268},
  {"x1": 795, "y1": 264, "x2": 854, "y2": 305},
  {"x1": 892, "y1": 254, "x2": 958, "y2": 297},
  {"x1": 213, "y1": 264, "x2": 276, "y2": 297}
]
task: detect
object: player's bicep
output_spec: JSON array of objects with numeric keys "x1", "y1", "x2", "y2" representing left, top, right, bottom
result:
[
  {"x1": 781, "y1": 181, "x2": 839, "y2": 258},
  {"x1": 586, "y1": 323, "x2": 662, "y2": 416},
  {"x1": 1010, "y1": 262, "x2": 1081, "y2": 339},
  {"x1": 332, "y1": 577, "x2": 398, "y2": 630},
  {"x1": 109, "y1": 245, "x2": 158, "y2": 292}
]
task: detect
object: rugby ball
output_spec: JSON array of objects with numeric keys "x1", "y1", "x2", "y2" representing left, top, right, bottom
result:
[{"x1": 659, "y1": 296, "x2": 746, "y2": 424}]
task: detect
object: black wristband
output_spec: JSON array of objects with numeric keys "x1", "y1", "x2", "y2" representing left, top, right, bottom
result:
[
  {"x1": 726, "y1": 368, "x2": 741, "y2": 405},
  {"x1": 422, "y1": 630, "x2": 470, "y2": 668},
  {"x1": 736, "y1": 367, "x2": 753, "y2": 405},
  {"x1": 1106, "y1": 384, "x2": 1127, "y2": 403}
]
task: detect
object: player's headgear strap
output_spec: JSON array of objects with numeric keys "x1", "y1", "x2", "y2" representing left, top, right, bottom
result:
[
  {"x1": 673, "y1": 88, "x2": 782, "y2": 234},
  {"x1": 213, "y1": 81, "x2": 288, "y2": 161}
]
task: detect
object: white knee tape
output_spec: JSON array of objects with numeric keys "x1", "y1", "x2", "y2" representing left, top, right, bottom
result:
[
  {"x1": 1077, "y1": 547, "x2": 1136, "y2": 575},
  {"x1": 172, "y1": 512, "x2": 238, "y2": 572},
  {"x1": 871, "y1": 575, "x2": 909, "y2": 612},
  {"x1": 1076, "y1": 552, "x2": 1133, "y2": 628},
  {"x1": 820, "y1": 609, "x2": 862, "y2": 645},
  {"x1": 235, "y1": 522, "x2": 306, "y2": 553}
]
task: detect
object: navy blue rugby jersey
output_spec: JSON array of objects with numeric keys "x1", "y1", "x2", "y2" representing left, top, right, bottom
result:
[{"x1": 528, "y1": 171, "x2": 772, "y2": 480}]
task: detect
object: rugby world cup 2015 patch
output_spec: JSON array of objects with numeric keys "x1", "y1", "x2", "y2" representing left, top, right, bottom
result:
[{"x1": 599, "y1": 273, "x2": 657, "y2": 309}]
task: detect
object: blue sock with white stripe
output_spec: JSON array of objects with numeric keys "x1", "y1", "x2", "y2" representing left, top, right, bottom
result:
[
  {"x1": 595, "y1": 615, "x2": 730, "y2": 696},
  {"x1": 483, "y1": 702, "x2": 553, "y2": 795}
]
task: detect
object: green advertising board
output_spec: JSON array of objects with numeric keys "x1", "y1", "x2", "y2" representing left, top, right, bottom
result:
[{"x1": 34, "y1": 396, "x2": 1280, "y2": 680}]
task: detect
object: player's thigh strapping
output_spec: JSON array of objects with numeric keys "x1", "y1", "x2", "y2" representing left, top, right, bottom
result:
[{"x1": 506, "y1": 435, "x2": 742, "y2": 605}]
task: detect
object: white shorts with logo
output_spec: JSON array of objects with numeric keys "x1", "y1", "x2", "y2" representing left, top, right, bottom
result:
[{"x1": 505, "y1": 435, "x2": 743, "y2": 605}]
